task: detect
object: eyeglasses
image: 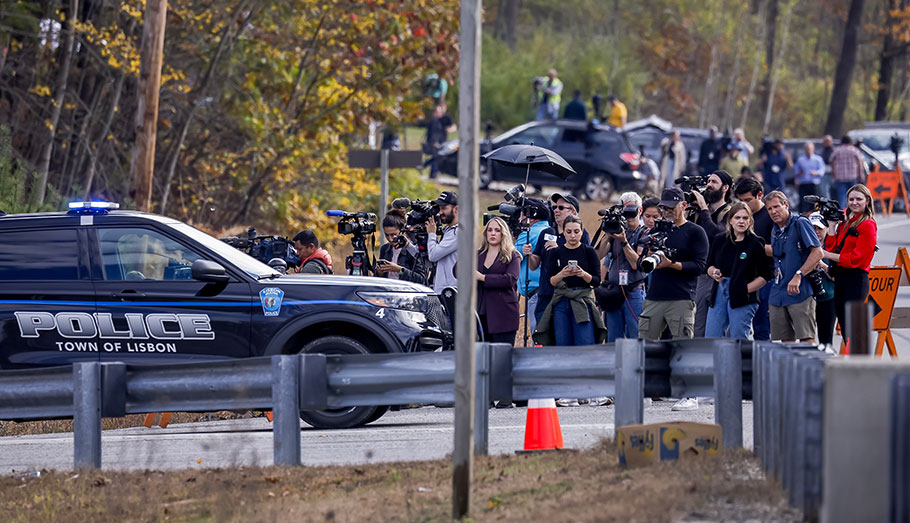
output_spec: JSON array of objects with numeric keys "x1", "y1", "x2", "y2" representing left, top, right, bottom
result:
[{"x1": 554, "y1": 205, "x2": 574, "y2": 211}]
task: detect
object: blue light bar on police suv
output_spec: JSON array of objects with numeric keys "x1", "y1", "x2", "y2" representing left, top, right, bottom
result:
[{"x1": 67, "y1": 201, "x2": 121, "y2": 215}]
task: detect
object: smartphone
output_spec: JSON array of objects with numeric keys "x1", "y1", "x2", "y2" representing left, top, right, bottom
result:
[
  {"x1": 376, "y1": 259, "x2": 390, "y2": 266},
  {"x1": 567, "y1": 260, "x2": 579, "y2": 271}
]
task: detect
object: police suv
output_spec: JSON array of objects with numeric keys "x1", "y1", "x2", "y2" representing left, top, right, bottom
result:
[{"x1": 0, "y1": 202, "x2": 451, "y2": 428}]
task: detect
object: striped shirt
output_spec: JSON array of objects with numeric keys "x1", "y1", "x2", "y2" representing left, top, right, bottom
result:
[{"x1": 828, "y1": 144, "x2": 865, "y2": 182}]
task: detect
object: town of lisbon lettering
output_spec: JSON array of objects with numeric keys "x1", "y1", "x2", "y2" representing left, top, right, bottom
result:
[{"x1": 14, "y1": 311, "x2": 215, "y2": 353}]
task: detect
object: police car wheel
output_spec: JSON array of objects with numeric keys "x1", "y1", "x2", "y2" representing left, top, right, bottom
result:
[{"x1": 298, "y1": 335, "x2": 384, "y2": 429}]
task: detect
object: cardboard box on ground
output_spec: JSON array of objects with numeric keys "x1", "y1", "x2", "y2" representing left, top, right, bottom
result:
[{"x1": 617, "y1": 422, "x2": 722, "y2": 468}]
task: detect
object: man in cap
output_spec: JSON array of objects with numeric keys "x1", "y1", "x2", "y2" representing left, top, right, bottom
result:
[
  {"x1": 638, "y1": 186, "x2": 709, "y2": 411},
  {"x1": 719, "y1": 142, "x2": 748, "y2": 178},
  {"x1": 527, "y1": 192, "x2": 590, "y2": 326},
  {"x1": 426, "y1": 191, "x2": 459, "y2": 293}
]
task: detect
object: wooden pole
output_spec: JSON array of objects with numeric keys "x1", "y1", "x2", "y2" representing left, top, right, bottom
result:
[
  {"x1": 452, "y1": 0, "x2": 481, "y2": 518},
  {"x1": 129, "y1": 0, "x2": 168, "y2": 212}
]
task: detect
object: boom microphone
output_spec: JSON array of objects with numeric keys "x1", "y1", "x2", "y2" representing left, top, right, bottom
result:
[{"x1": 390, "y1": 197, "x2": 412, "y2": 210}]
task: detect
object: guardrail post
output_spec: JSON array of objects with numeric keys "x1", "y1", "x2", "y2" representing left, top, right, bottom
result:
[
  {"x1": 753, "y1": 343, "x2": 763, "y2": 460},
  {"x1": 890, "y1": 373, "x2": 910, "y2": 523},
  {"x1": 474, "y1": 343, "x2": 491, "y2": 456},
  {"x1": 272, "y1": 355, "x2": 301, "y2": 466},
  {"x1": 713, "y1": 339, "x2": 743, "y2": 448},
  {"x1": 846, "y1": 300, "x2": 873, "y2": 355},
  {"x1": 615, "y1": 338, "x2": 644, "y2": 428},
  {"x1": 73, "y1": 362, "x2": 102, "y2": 469}
]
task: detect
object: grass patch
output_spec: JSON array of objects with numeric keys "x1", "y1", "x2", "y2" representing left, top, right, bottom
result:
[{"x1": 0, "y1": 439, "x2": 799, "y2": 522}]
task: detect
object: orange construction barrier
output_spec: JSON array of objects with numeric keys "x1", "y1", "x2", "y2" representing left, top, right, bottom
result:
[
  {"x1": 521, "y1": 398, "x2": 564, "y2": 451},
  {"x1": 143, "y1": 412, "x2": 172, "y2": 428}
]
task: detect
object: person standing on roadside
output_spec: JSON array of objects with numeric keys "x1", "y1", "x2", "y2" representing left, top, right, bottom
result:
[
  {"x1": 660, "y1": 131, "x2": 686, "y2": 191},
  {"x1": 515, "y1": 199, "x2": 551, "y2": 338},
  {"x1": 757, "y1": 139, "x2": 792, "y2": 193},
  {"x1": 829, "y1": 136, "x2": 867, "y2": 208},
  {"x1": 475, "y1": 217, "x2": 521, "y2": 345},
  {"x1": 794, "y1": 142, "x2": 825, "y2": 213},
  {"x1": 527, "y1": 193, "x2": 591, "y2": 325},
  {"x1": 733, "y1": 178, "x2": 774, "y2": 340},
  {"x1": 426, "y1": 191, "x2": 459, "y2": 293},
  {"x1": 607, "y1": 95, "x2": 628, "y2": 128},
  {"x1": 537, "y1": 69, "x2": 563, "y2": 120},
  {"x1": 698, "y1": 126, "x2": 722, "y2": 175},
  {"x1": 293, "y1": 230, "x2": 334, "y2": 274},
  {"x1": 809, "y1": 212, "x2": 837, "y2": 346},
  {"x1": 563, "y1": 90, "x2": 587, "y2": 121},
  {"x1": 600, "y1": 192, "x2": 649, "y2": 342},
  {"x1": 821, "y1": 184, "x2": 878, "y2": 350},
  {"x1": 422, "y1": 103, "x2": 456, "y2": 179},
  {"x1": 688, "y1": 170, "x2": 733, "y2": 337},
  {"x1": 820, "y1": 135, "x2": 835, "y2": 200},
  {"x1": 705, "y1": 203, "x2": 773, "y2": 339},
  {"x1": 766, "y1": 191, "x2": 823, "y2": 342},
  {"x1": 731, "y1": 128, "x2": 755, "y2": 163}
]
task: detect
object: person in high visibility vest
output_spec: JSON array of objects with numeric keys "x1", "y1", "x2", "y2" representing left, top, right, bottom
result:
[{"x1": 536, "y1": 69, "x2": 563, "y2": 120}]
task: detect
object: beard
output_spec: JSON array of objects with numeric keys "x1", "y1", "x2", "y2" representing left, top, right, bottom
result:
[
  {"x1": 703, "y1": 188, "x2": 724, "y2": 205},
  {"x1": 441, "y1": 212, "x2": 455, "y2": 225}
]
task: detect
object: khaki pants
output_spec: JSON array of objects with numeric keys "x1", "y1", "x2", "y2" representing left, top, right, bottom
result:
[
  {"x1": 769, "y1": 297, "x2": 817, "y2": 341},
  {"x1": 639, "y1": 299, "x2": 695, "y2": 340}
]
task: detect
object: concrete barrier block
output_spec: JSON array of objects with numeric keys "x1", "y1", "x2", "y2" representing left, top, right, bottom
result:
[{"x1": 822, "y1": 358, "x2": 910, "y2": 523}]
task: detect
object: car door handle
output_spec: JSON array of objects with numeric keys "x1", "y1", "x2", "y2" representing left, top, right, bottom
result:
[{"x1": 111, "y1": 290, "x2": 146, "y2": 298}]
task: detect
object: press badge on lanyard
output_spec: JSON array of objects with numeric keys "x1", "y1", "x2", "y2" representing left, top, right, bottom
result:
[{"x1": 619, "y1": 270, "x2": 629, "y2": 286}]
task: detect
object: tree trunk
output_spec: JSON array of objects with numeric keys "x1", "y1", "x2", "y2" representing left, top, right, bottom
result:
[
  {"x1": 129, "y1": 0, "x2": 167, "y2": 212},
  {"x1": 741, "y1": 0, "x2": 768, "y2": 130},
  {"x1": 722, "y1": 38, "x2": 743, "y2": 130},
  {"x1": 33, "y1": 0, "x2": 78, "y2": 207},
  {"x1": 83, "y1": 71, "x2": 126, "y2": 199},
  {"x1": 762, "y1": 0, "x2": 795, "y2": 135},
  {"x1": 698, "y1": 42, "x2": 719, "y2": 129},
  {"x1": 760, "y1": 0, "x2": 779, "y2": 119},
  {"x1": 824, "y1": 0, "x2": 866, "y2": 137},
  {"x1": 875, "y1": 0, "x2": 903, "y2": 121}
]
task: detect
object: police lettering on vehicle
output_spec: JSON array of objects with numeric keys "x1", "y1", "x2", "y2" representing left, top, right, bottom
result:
[{"x1": 14, "y1": 312, "x2": 214, "y2": 353}]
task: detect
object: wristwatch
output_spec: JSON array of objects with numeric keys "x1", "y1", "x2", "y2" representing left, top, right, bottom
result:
[{"x1": 796, "y1": 269, "x2": 803, "y2": 276}]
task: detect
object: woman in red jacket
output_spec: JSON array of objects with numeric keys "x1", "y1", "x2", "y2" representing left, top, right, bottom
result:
[{"x1": 822, "y1": 184, "x2": 878, "y2": 346}]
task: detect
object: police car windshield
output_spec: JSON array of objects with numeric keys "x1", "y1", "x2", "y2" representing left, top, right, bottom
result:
[{"x1": 169, "y1": 222, "x2": 281, "y2": 279}]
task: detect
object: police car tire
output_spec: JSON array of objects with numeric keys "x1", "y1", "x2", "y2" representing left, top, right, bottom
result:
[{"x1": 298, "y1": 335, "x2": 383, "y2": 429}]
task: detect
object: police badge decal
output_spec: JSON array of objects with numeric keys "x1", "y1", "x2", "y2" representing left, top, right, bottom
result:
[{"x1": 259, "y1": 287, "x2": 285, "y2": 317}]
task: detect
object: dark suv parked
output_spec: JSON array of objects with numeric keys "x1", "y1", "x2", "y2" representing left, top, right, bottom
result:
[
  {"x1": 0, "y1": 203, "x2": 451, "y2": 429},
  {"x1": 436, "y1": 119, "x2": 644, "y2": 201}
]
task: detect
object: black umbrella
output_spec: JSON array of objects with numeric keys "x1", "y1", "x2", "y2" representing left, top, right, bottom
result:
[{"x1": 481, "y1": 144, "x2": 576, "y2": 180}]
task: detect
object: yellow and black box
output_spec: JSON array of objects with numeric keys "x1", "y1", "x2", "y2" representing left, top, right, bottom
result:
[{"x1": 617, "y1": 421, "x2": 722, "y2": 468}]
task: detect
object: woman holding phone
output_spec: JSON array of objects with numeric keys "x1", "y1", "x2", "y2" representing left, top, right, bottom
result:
[
  {"x1": 535, "y1": 216, "x2": 605, "y2": 347},
  {"x1": 475, "y1": 217, "x2": 521, "y2": 345},
  {"x1": 375, "y1": 209, "x2": 428, "y2": 285}
]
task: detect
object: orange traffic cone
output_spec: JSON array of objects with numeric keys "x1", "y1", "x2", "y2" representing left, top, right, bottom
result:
[{"x1": 521, "y1": 398, "x2": 564, "y2": 451}]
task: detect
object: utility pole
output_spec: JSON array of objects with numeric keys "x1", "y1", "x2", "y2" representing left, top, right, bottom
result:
[
  {"x1": 129, "y1": 0, "x2": 167, "y2": 212},
  {"x1": 452, "y1": 0, "x2": 481, "y2": 519}
]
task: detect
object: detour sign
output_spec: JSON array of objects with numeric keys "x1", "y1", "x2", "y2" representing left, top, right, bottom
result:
[
  {"x1": 868, "y1": 266, "x2": 902, "y2": 330},
  {"x1": 868, "y1": 171, "x2": 901, "y2": 200}
]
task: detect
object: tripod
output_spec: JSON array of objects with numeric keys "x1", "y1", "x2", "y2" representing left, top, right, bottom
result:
[{"x1": 345, "y1": 234, "x2": 374, "y2": 276}]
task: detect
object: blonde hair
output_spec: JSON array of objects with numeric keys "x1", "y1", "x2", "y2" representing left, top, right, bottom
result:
[
  {"x1": 725, "y1": 202, "x2": 755, "y2": 239},
  {"x1": 846, "y1": 184, "x2": 875, "y2": 225},
  {"x1": 480, "y1": 217, "x2": 517, "y2": 265}
]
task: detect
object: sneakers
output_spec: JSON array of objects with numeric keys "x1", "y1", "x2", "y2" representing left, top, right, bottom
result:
[
  {"x1": 556, "y1": 398, "x2": 580, "y2": 407},
  {"x1": 588, "y1": 397, "x2": 614, "y2": 406},
  {"x1": 671, "y1": 397, "x2": 699, "y2": 411}
]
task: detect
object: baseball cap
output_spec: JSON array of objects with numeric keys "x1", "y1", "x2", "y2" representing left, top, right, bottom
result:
[
  {"x1": 808, "y1": 212, "x2": 828, "y2": 229},
  {"x1": 435, "y1": 191, "x2": 458, "y2": 206},
  {"x1": 550, "y1": 192, "x2": 580, "y2": 212},
  {"x1": 659, "y1": 187, "x2": 685, "y2": 208}
]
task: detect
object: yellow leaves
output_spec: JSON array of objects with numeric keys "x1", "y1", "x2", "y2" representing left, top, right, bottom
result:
[
  {"x1": 45, "y1": 120, "x2": 54, "y2": 130},
  {"x1": 29, "y1": 85, "x2": 52, "y2": 97}
]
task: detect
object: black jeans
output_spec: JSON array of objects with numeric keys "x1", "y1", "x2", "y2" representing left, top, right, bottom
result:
[
  {"x1": 832, "y1": 266, "x2": 870, "y2": 344},
  {"x1": 816, "y1": 298, "x2": 837, "y2": 346}
]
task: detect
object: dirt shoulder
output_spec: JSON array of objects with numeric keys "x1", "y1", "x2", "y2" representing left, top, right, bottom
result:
[{"x1": 0, "y1": 439, "x2": 799, "y2": 522}]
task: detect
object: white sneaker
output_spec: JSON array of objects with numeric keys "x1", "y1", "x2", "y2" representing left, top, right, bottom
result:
[
  {"x1": 588, "y1": 397, "x2": 614, "y2": 406},
  {"x1": 556, "y1": 398, "x2": 580, "y2": 407},
  {"x1": 671, "y1": 397, "x2": 699, "y2": 411}
]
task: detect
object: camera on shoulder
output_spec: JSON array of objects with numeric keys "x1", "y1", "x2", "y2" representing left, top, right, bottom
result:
[{"x1": 802, "y1": 195, "x2": 845, "y2": 223}]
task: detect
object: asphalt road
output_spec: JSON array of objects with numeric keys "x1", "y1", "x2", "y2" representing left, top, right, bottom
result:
[{"x1": 0, "y1": 401, "x2": 752, "y2": 474}]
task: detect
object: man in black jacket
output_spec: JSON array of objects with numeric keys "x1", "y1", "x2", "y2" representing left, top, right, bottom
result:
[{"x1": 688, "y1": 170, "x2": 732, "y2": 337}]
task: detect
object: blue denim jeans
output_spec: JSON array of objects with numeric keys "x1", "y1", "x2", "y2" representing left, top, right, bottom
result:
[
  {"x1": 706, "y1": 279, "x2": 759, "y2": 340},
  {"x1": 526, "y1": 293, "x2": 540, "y2": 336},
  {"x1": 834, "y1": 180, "x2": 856, "y2": 209},
  {"x1": 605, "y1": 286, "x2": 644, "y2": 342},
  {"x1": 752, "y1": 283, "x2": 771, "y2": 341},
  {"x1": 553, "y1": 297, "x2": 595, "y2": 346}
]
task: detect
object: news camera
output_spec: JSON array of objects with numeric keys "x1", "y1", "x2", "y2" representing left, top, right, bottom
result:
[
  {"x1": 326, "y1": 209, "x2": 378, "y2": 276},
  {"x1": 596, "y1": 204, "x2": 640, "y2": 235},
  {"x1": 482, "y1": 185, "x2": 547, "y2": 239},
  {"x1": 219, "y1": 227, "x2": 301, "y2": 274},
  {"x1": 803, "y1": 195, "x2": 845, "y2": 223},
  {"x1": 639, "y1": 219, "x2": 678, "y2": 273}
]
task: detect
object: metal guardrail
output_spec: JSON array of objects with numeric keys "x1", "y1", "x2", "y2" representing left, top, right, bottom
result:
[
  {"x1": 753, "y1": 341, "x2": 830, "y2": 520},
  {"x1": 890, "y1": 373, "x2": 910, "y2": 523},
  {"x1": 0, "y1": 338, "x2": 756, "y2": 470}
]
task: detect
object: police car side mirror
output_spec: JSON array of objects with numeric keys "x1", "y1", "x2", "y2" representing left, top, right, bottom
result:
[{"x1": 192, "y1": 260, "x2": 229, "y2": 283}]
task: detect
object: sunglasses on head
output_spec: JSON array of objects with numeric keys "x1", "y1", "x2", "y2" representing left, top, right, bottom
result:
[{"x1": 554, "y1": 204, "x2": 574, "y2": 211}]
